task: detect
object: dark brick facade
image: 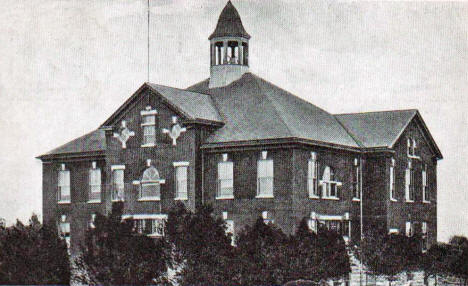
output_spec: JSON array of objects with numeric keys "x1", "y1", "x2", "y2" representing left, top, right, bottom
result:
[{"x1": 40, "y1": 87, "x2": 440, "y2": 253}]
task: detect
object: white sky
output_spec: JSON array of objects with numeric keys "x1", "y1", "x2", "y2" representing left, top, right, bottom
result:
[{"x1": 0, "y1": 0, "x2": 466, "y2": 242}]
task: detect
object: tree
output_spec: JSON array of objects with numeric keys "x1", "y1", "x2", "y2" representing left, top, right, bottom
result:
[
  {"x1": 236, "y1": 217, "x2": 290, "y2": 286},
  {"x1": 0, "y1": 214, "x2": 70, "y2": 284},
  {"x1": 448, "y1": 236, "x2": 468, "y2": 286},
  {"x1": 361, "y1": 227, "x2": 422, "y2": 285},
  {"x1": 286, "y1": 218, "x2": 350, "y2": 283},
  {"x1": 74, "y1": 203, "x2": 169, "y2": 285},
  {"x1": 423, "y1": 243, "x2": 451, "y2": 285},
  {"x1": 165, "y1": 203, "x2": 236, "y2": 286}
]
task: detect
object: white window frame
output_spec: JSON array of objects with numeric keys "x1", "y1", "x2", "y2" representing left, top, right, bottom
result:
[
  {"x1": 88, "y1": 162, "x2": 101, "y2": 203},
  {"x1": 217, "y1": 154, "x2": 234, "y2": 199},
  {"x1": 256, "y1": 151, "x2": 274, "y2": 198},
  {"x1": 111, "y1": 165, "x2": 125, "y2": 202},
  {"x1": 405, "y1": 221, "x2": 413, "y2": 237},
  {"x1": 59, "y1": 215, "x2": 71, "y2": 249},
  {"x1": 320, "y1": 166, "x2": 341, "y2": 200},
  {"x1": 405, "y1": 161, "x2": 414, "y2": 202},
  {"x1": 407, "y1": 138, "x2": 420, "y2": 159},
  {"x1": 174, "y1": 162, "x2": 189, "y2": 200},
  {"x1": 308, "y1": 152, "x2": 319, "y2": 198},
  {"x1": 138, "y1": 165, "x2": 165, "y2": 201},
  {"x1": 141, "y1": 106, "x2": 158, "y2": 147},
  {"x1": 123, "y1": 214, "x2": 167, "y2": 237},
  {"x1": 222, "y1": 212, "x2": 235, "y2": 245},
  {"x1": 390, "y1": 158, "x2": 397, "y2": 201},
  {"x1": 422, "y1": 164, "x2": 430, "y2": 203},
  {"x1": 57, "y1": 164, "x2": 71, "y2": 204},
  {"x1": 262, "y1": 211, "x2": 274, "y2": 224},
  {"x1": 422, "y1": 221, "x2": 428, "y2": 252}
]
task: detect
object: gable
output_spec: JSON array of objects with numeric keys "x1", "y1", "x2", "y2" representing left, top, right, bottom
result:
[
  {"x1": 335, "y1": 109, "x2": 442, "y2": 159},
  {"x1": 393, "y1": 113, "x2": 442, "y2": 160},
  {"x1": 101, "y1": 83, "x2": 223, "y2": 128}
]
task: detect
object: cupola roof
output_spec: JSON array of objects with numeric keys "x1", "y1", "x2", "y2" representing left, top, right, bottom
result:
[{"x1": 209, "y1": 1, "x2": 250, "y2": 40}]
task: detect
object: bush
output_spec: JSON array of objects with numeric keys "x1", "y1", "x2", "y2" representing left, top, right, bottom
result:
[
  {"x1": 74, "y1": 203, "x2": 169, "y2": 285},
  {"x1": 165, "y1": 203, "x2": 236, "y2": 286},
  {"x1": 0, "y1": 214, "x2": 70, "y2": 284},
  {"x1": 361, "y1": 227, "x2": 422, "y2": 284}
]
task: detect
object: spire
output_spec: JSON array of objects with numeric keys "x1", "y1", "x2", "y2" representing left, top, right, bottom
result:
[{"x1": 209, "y1": 1, "x2": 250, "y2": 40}]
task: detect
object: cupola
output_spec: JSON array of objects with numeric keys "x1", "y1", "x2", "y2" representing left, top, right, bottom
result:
[{"x1": 209, "y1": 1, "x2": 250, "y2": 88}]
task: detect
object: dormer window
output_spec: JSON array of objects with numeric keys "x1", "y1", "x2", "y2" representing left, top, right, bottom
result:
[
  {"x1": 141, "y1": 106, "x2": 158, "y2": 147},
  {"x1": 57, "y1": 164, "x2": 71, "y2": 204}
]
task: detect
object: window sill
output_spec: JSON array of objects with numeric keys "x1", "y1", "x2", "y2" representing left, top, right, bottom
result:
[
  {"x1": 352, "y1": 198, "x2": 361, "y2": 202},
  {"x1": 422, "y1": 200, "x2": 431, "y2": 204},
  {"x1": 147, "y1": 233, "x2": 163, "y2": 238},
  {"x1": 141, "y1": 143, "x2": 156, "y2": 148},
  {"x1": 408, "y1": 155, "x2": 421, "y2": 160},
  {"x1": 256, "y1": 194, "x2": 274, "y2": 199},
  {"x1": 57, "y1": 200, "x2": 71, "y2": 205},
  {"x1": 87, "y1": 199, "x2": 101, "y2": 204},
  {"x1": 322, "y1": 196, "x2": 339, "y2": 201},
  {"x1": 138, "y1": 196, "x2": 160, "y2": 202},
  {"x1": 216, "y1": 195, "x2": 234, "y2": 200},
  {"x1": 112, "y1": 199, "x2": 125, "y2": 202},
  {"x1": 174, "y1": 197, "x2": 188, "y2": 201},
  {"x1": 308, "y1": 195, "x2": 320, "y2": 199},
  {"x1": 405, "y1": 200, "x2": 415, "y2": 203},
  {"x1": 390, "y1": 198, "x2": 398, "y2": 202}
]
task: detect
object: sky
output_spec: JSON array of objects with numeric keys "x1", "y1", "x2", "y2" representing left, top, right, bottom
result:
[{"x1": 0, "y1": 0, "x2": 466, "y2": 242}]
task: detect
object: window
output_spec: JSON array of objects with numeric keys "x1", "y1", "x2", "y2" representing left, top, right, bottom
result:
[
  {"x1": 422, "y1": 164, "x2": 429, "y2": 203},
  {"x1": 390, "y1": 158, "x2": 396, "y2": 201},
  {"x1": 175, "y1": 164, "x2": 188, "y2": 200},
  {"x1": 262, "y1": 211, "x2": 274, "y2": 224},
  {"x1": 308, "y1": 219, "x2": 318, "y2": 233},
  {"x1": 57, "y1": 165, "x2": 70, "y2": 203},
  {"x1": 308, "y1": 152, "x2": 319, "y2": 198},
  {"x1": 217, "y1": 154, "x2": 234, "y2": 199},
  {"x1": 222, "y1": 212, "x2": 235, "y2": 245},
  {"x1": 405, "y1": 221, "x2": 413, "y2": 237},
  {"x1": 88, "y1": 162, "x2": 101, "y2": 202},
  {"x1": 89, "y1": 214, "x2": 96, "y2": 229},
  {"x1": 140, "y1": 166, "x2": 163, "y2": 200},
  {"x1": 59, "y1": 215, "x2": 70, "y2": 248},
  {"x1": 257, "y1": 151, "x2": 273, "y2": 198},
  {"x1": 321, "y1": 166, "x2": 341, "y2": 199},
  {"x1": 141, "y1": 106, "x2": 157, "y2": 146},
  {"x1": 352, "y1": 158, "x2": 360, "y2": 200},
  {"x1": 134, "y1": 219, "x2": 165, "y2": 237},
  {"x1": 407, "y1": 138, "x2": 418, "y2": 157},
  {"x1": 405, "y1": 161, "x2": 415, "y2": 202},
  {"x1": 112, "y1": 166, "x2": 125, "y2": 201},
  {"x1": 422, "y1": 222, "x2": 428, "y2": 251}
]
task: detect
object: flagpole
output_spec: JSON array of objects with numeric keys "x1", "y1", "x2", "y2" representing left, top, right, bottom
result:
[{"x1": 147, "y1": 0, "x2": 150, "y2": 82}]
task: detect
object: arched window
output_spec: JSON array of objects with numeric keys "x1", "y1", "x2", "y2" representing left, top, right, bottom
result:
[
  {"x1": 140, "y1": 166, "x2": 162, "y2": 200},
  {"x1": 321, "y1": 166, "x2": 341, "y2": 199}
]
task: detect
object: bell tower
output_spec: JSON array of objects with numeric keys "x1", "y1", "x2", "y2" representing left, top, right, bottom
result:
[{"x1": 209, "y1": 1, "x2": 250, "y2": 88}]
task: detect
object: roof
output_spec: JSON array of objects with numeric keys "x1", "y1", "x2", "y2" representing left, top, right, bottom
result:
[
  {"x1": 187, "y1": 73, "x2": 360, "y2": 148},
  {"x1": 335, "y1": 110, "x2": 418, "y2": 148},
  {"x1": 209, "y1": 1, "x2": 250, "y2": 40},
  {"x1": 146, "y1": 83, "x2": 223, "y2": 123},
  {"x1": 335, "y1": 110, "x2": 442, "y2": 158},
  {"x1": 101, "y1": 83, "x2": 223, "y2": 127},
  {"x1": 38, "y1": 129, "x2": 106, "y2": 159}
]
